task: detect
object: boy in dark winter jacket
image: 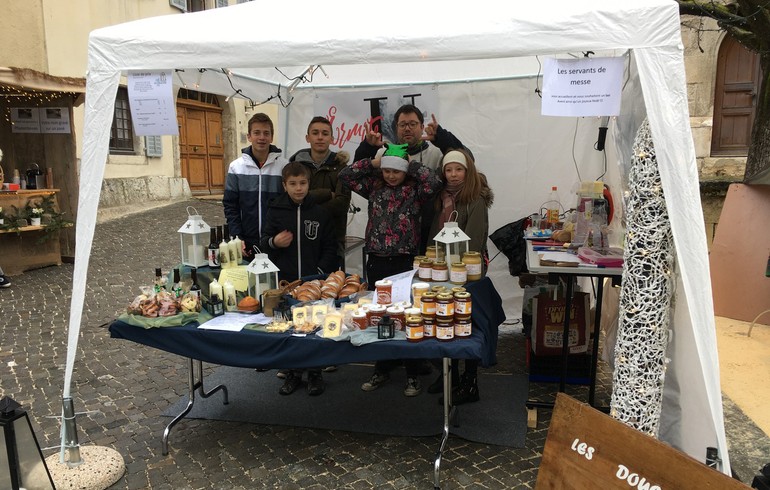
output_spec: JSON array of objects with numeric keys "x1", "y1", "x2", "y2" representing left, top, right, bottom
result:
[
  {"x1": 289, "y1": 117, "x2": 351, "y2": 263},
  {"x1": 260, "y1": 162, "x2": 338, "y2": 396}
]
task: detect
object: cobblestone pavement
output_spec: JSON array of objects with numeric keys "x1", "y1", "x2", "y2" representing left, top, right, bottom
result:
[{"x1": 0, "y1": 199, "x2": 767, "y2": 489}]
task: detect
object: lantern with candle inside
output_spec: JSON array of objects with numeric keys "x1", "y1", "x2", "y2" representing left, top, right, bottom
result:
[
  {"x1": 178, "y1": 207, "x2": 211, "y2": 267},
  {"x1": 377, "y1": 314, "x2": 396, "y2": 339},
  {"x1": 433, "y1": 215, "x2": 471, "y2": 266},
  {"x1": 246, "y1": 253, "x2": 280, "y2": 306},
  {"x1": 0, "y1": 396, "x2": 56, "y2": 490}
]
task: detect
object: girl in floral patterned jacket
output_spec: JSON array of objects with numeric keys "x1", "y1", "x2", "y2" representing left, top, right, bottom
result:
[{"x1": 339, "y1": 143, "x2": 442, "y2": 396}]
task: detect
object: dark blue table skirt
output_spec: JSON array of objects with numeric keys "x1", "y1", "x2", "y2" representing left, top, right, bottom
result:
[{"x1": 109, "y1": 277, "x2": 505, "y2": 369}]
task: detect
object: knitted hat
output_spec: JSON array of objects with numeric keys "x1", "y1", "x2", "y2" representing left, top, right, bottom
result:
[
  {"x1": 442, "y1": 150, "x2": 468, "y2": 170},
  {"x1": 380, "y1": 143, "x2": 409, "y2": 172}
]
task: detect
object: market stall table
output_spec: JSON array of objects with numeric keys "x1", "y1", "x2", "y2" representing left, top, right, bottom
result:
[
  {"x1": 110, "y1": 276, "x2": 504, "y2": 489},
  {"x1": 524, "y1": 241, "x2": 622, "y2": 410}
]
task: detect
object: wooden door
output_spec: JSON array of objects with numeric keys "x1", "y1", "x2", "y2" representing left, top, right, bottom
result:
[
  {"x1": 712, "y1": 35, "x2": 761, "y2": 156},
  {"x1": 177, "y1": 96, "x2": 224, "y2": 194}
]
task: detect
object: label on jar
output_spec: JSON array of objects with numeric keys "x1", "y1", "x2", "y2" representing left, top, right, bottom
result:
[
  {"x1": 436, "y1": 323, "x2": 454, "y2": 341},
  {"x1": 436, "y1": 301, "x2": 454, "y2": 317},
  {"x1": 431, "y1": 268, "x2": 449, "y2": 282},
  {"x1": 421, "y1": 301, "x2": 436, "y2": 316},
  {"x1": 450, "y1": 269, "x2": 467, "y2": 284},
  {"x1": 454, "y1": 318, "x2": 472, "y2": 337},
  {"x1": 465, "y1": 262, "x2": 482, "y2": 276},
  {"x1": 418, "y1": 265, "x2": 433, "y2": 280},
  {"x1": 423, "y1": 320, "x2": 435, "y2": 338},
  {"x1": 406, "y1": 323, "x2": 424, "y2": 341}
]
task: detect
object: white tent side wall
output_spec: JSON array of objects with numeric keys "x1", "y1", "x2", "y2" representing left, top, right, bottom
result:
[{"x1": 73, "y1": 0, "x2": 729, "y2": 473}]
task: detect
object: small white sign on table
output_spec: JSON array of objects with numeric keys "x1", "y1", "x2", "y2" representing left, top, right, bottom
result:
[{"x1": 541, "y1": 56, "x2": 624, "y2": 117}]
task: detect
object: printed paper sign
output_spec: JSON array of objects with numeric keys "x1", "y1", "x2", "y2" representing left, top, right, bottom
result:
[
  {"x1": 11, "y1": 108, "x2": 41, "y2": 133},
  {"x1": 40, "y1": 107, "x2": 71, "y2": 134},
  {"x1": 385, "y1": 269, "x2": 418, "y2": 304},
  {"x1": 128, "y1": 70, "x2": 178, "y2": 136},
  {"x1": 541, "y1": 57, "x2": 624, "y2": 117}
]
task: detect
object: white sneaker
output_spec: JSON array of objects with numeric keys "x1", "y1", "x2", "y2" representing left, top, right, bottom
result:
[
  {"x1": 404, "y1": 377, "x2": 422, "y2": 397},
  {"x1": 0, "y1": 275, "x2": 10, "y2": 288}
]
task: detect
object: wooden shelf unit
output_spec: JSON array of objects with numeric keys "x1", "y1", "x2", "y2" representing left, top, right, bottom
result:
[{"x1": 0, "y1": 189, "x2": 63, "y2": 275}]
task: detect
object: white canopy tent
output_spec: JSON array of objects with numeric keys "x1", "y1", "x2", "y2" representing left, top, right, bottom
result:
[{"x1": 73, "y1": 0, "x2": 729, "y2": 473}]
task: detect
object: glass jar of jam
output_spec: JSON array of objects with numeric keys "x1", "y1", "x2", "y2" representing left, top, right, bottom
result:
[
  {"x1": 462, "y1": 251, "x2": 483, "y2": 281},
  {"x1": 420, "y1": 292, "x2": 437, "y2": 316},
  {"x1": 386, "y1": 305, "x2": 406, "y2": 331},
  {"x1": 422, "y1": 314, "x2": 436, "y2": 339},
  {"x1": 405, "y1": 316, "x2": 424, "y2": 342},
  {"x1": 431, "y1": 260, "x2": 449, "y2": 282},
  {"x1": 404, "y1": 307, "x2": 421, "y2": 318},
  {"x1": 425, "y1": 245, "x2": 440, "y2": 261},
  {"x1": 375, "y1": 279, "x2": 393, "y2": 305},
  {"x1": 411, "y1": 282, "x2": 430, "y2": 309},
  {"x1": 450, "y1": 286, "x2": 466, "y2": 294},
  {"x1": 454, "y1": 314, "x2": 472, "y2": 338},
  {"x1": 431, "y1": 285, "x2": 448, "y2": 294},
  {"x1": 436, "y1": 292, "x2": 455, "y2": 317},
  {"x1": 436, "y1": 316, "x2": 455, "y2": 342},
  {"x1": 351, "y1": 309, "x2": 368, "y2": 330},
  {"x1": 413, "y1": 255, "x2": 428, "y2": 270},
  {"x1": 367, "y1": 304, "x2": 386, "y2": 328},
  {"x1": 418, "y1": 259, "x2": 434, "y2": 281},
  {"x1": 454, "y1": 291, "x2": 472, "y2": 315},
  {"x1": 450, "y1": 262, "x2": 467, "y2": 284}
]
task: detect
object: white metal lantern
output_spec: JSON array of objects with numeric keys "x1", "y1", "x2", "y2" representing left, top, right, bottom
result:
[
  {"x1": 433, "y1": 220, "x2": 471, "y2": 265},
  {"x1": 178, "y1": 207, "x2": 211, "y2": 267},
  {"x1": 246, "y1": 253, "x2": 280, "y2": 301}
]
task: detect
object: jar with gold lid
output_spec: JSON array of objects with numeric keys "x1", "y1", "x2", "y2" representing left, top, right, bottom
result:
[
  {"x1": 425, "y1": 245, "x2": 445, "y2": 261},
  {"x1": 436, "y1": 316, "x2": 455, "y2": 342},
  {"x1": 413, "y1": 255, "x2": 428, "y2": 270},
  {"x1": 454, "y1": 314, "x2": 472, "y2": 338},
  {"x1": 450, "y1": 262, "x2": 467, "y2": 284},
  {"x1": 451, "y1": 286, "x2": 466, "y2": 294},
  {"x1": 431, "y1": 260, "x2": 448, "y2": 282},
  {"x1": 420, "y1": 292, "x2": 437, "y2": 316},
  {"x1": 422, "y1": 314, "x2": 436, "y2": 338},
  {"x1": 418, "y1": 259, "x2": 434, "y2": 281},
  {"x1": 405, "y1": 316, "x2": 424, "y2": 342},
  {"x1": 436, "y1": 292, "x2": 455, "y2": 317},
  {"x1": 454, "y1": 291, "x2": 472, "y2": 315},
  {"x1": 462, "y1": 251, "x2": 483, "y2": 281}
]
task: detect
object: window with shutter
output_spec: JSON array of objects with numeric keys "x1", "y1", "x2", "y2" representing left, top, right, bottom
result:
[
  {"x1": 216, "y1": 0, "x2": 228, "y2": 7},
  {"x1": 169, "y1": 0, "x2": 186, "y2": 12}
]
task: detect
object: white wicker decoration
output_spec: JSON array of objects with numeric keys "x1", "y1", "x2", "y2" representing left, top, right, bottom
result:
[{"x1": 610, "y1": 118, "x2": 675, "y2": 436}]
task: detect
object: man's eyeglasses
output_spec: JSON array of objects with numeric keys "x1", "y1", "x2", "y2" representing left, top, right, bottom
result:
[{"x1": 397, "y1": 121, "x2": 421, "y2": 129}]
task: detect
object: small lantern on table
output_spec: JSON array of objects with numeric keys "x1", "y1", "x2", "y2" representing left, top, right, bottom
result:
[
  {"x1": 246, "y1": 253, "x2": 280, "y2": 306},
  {"x1": 178, "y1": 207, "x2": 211, "y2": 267},
  {"x1": 0, "y1": 396, "x2": 56, "y2": 489},
  {"x1": 433, "y1": 217, "x2": 471, "y2": 265},
  {"x1": 377, "y1": 315, "x2": 396, "y2": 339}
]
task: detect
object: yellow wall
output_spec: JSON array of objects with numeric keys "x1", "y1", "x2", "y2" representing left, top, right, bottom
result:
[{"x1": 1, "y1": 0, "x2": 47, "y2": 71}]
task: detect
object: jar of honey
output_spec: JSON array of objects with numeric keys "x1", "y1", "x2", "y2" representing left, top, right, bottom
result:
[
  {"x1": 404, "y1": 307, "x2": 421, "y2": 318},
  {"x1": 454, "y1": 314, "x2": 472, "y2": 338},
  {"x1": 431, "y1": 260, "x2": 449, "y2": 282},
  {"x1": 454, "y1": 291, "x2": 472, "y2": 315},
  {"x1": 405, "y1": 316, "x2": 424, "y2": 342},
  {"x1": 436, "y1": 292, "x2": 455, "y2": 317},
  {"x1": 386, "y1": 305, "x2": 406, "y2": 331},
  {"x1": 462, "y1": 251, "x2": 483, "y2": 281},
  {"x1": 431, "y1": 285, "x2": 448, "y2": 294},
  {"x1": 351, "y1": 309, "x2": 368, "y2": 330},
  {"x1": 425, "y1": 245, "x2": 444, "y2": 261},
  {"x1": 450, "y1": 262, "x2": 467, "y2": 284},
  {"x1": 413, "y1": 255, "x2": 428, "y2": 270},
  {"x1": 451, "y1": 286, "x2": 466, "y2": 294},
  {"x1": 375, "y1": 279, "x2": 393, "y2": 305},
  {"x1": 436, "y1": 316, "x2": 455, "y2": 342},
  {"x1": 367, "y1": 304, "x2": 386, "y2": 328},
  {"x1": 411, "y1": 282, "x2": 430, "y2": 309},
  {"x1": 418, "y1": 259, "x2": 434, "y2": 281},
  {"x1": 420, "y1": 292, "x2": 437, "y2": 316},
  {"x1": 422, "y1": 314, "x2": 436, "y2": 339}
]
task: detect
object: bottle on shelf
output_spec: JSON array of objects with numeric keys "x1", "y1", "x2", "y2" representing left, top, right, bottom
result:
[
  {"x1": 546, "y1": 186, "x2": 560, "y2": 228},
  {"x1": 189, "y1": 268, "x2": 201, "y2": 299},
  {"x1": 172, "y1": 268, "x2": 182, "y2": 297},
  {"x1": 208, "y1": 228, "x2": 220, "y2": 268}
]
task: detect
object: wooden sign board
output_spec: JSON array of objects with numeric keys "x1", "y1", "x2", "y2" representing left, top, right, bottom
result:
[{"x1": 536, "y1": 393, "x2": 748, "y2": 489}]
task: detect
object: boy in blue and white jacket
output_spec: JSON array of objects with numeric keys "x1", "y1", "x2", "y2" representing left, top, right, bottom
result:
[{"x1": 223, "y1": 113, "x2": 287, "y2": 261}]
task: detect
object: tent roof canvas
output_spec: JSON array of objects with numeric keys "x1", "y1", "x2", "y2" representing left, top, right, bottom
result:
[{"x1": 72, "y1": 0, "x2": 729, "y2": 474}]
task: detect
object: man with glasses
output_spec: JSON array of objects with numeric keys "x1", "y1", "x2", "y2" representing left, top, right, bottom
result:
[
  {"x1": 353, "y1": 104, "x2": 467, "y2": 254},
  {"x1": 224, "y1": 113, "x2": 289, "y2": 261}
]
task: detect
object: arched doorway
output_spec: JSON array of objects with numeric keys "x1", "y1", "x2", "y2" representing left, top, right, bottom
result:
[
  {"x1": 177, "y1": 89, "x2": 225, "y2": 194},
  {"x1": 712, "y1": 35, "x2": 761, "y2": 156}
]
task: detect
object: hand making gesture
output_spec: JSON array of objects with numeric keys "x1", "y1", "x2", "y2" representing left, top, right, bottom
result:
[
  {"x1": 423, "y1": 113, "x2": 439, "y2": 141},
  {"x1": 364, "y1": 130, "x2": 383, "y2": 147}
]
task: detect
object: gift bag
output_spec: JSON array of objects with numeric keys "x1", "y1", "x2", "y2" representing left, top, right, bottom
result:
[
  {"x1": 531, "y1": 291, "x2": 589, "y2": 355},
  {"x1": 261, "y1": 289, "x2": 283, "y2": 316}
]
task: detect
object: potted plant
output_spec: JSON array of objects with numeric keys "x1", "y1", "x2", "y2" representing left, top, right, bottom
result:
[
  {"x1": 29, "y1": 206, "x2": 44, "y2": 226},
  {"x1": 0, "y1": 206, "x2": 5, "y2": 226}
]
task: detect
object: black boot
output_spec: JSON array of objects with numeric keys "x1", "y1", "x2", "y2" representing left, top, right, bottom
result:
[
  {"x1": 427, "y1": 371, "x2": 460, "y2": 394},
  {"x1": 453, "y1": 373, "x2": 480, "y2": 405}
]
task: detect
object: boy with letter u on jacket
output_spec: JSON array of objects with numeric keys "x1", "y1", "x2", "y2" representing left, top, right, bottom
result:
[{"x1": 260, "y1": 161, "x2": 338, "y2": 396}]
